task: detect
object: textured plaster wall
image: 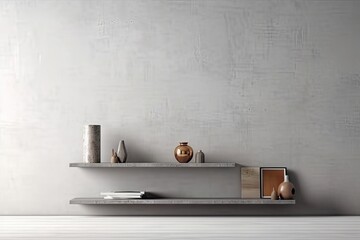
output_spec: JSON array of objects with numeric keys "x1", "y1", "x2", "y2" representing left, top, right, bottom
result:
[{"x1": 0, "y1": 0, "x2": 360, "y2": 215}]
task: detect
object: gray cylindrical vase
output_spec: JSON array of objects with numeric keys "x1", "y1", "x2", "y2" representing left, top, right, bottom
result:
[
  {"x1": 195, "y1": 150, "x2": 205, "y2": 163},
  {"x1": 83, "y1": 125, "x2": 101, "y2": 163}
]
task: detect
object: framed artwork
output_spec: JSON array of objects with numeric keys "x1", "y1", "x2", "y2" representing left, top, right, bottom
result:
[{"x1": 260, "y1": 167, "x2": 287, "y2": 198}]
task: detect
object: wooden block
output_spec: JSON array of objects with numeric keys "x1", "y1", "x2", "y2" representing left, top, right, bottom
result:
[{"x1": 241, "y1": 167, "x2": 260, "y2": 198}]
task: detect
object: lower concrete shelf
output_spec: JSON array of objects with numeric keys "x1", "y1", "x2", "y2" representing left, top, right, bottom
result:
[
  {"x1": 69, "y1": 162, "x2": 238, "y2": 168},
  {"x1": 70, "y1": 198, "x2": 295, "y2": 205}
]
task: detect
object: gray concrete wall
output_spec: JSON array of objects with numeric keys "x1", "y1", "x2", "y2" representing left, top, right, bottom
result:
[{"x1": 0, "y1": 0, "x2": 359, "y2": 215}]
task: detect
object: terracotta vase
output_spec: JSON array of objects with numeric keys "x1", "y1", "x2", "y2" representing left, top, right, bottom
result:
[
  {"x1": 174, "y1": 142, "x2": 193, "y2": 163},
  {"x1": 195, "y1": 150, "x2": 205, "y2": 163},
  {"x1": 278, "y1": 175, "x2": 295, "y2": 200},
  {"x1": 271, "y1": 187, "x2": 278, "y2": 200}
]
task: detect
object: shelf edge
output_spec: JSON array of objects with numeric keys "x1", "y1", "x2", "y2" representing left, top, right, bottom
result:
[
  {"x1": 70, "y1": 198, "x2": 295, "y2": 205},
  {"x1": 69, "y1": 162, "x2": 239, "y2": 168}
]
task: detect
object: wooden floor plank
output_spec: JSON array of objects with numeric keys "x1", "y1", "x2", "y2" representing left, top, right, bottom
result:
[{"x1": 0, "y1": 216, "x2": 359, "y2": 239}]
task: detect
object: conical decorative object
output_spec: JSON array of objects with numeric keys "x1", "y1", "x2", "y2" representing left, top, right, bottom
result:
[
  {"x1": 278, "y1": 175, "x2": 295, "y2": 200},
  {"x1": 195, "y1": 150, "x2": 205, "y2": 163},
  {"x1": 117, "y1": 140, "x2": 127, "y2": 163},
  {"x1": 271, "y1": 187, "x2": 278, "y2": 200}
]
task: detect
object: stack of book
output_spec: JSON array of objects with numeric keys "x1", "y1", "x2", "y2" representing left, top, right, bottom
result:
[{"x1": 100, "y1": 191, "x2": 145, "y2": 199}]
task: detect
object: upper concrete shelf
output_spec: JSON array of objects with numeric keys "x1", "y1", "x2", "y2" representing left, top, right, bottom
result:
[
  {"x1": 70, "y1": 198, "x2": 295, "y2": 205},
  {"x1": 69, "y1": 162, "x2": 239, "y2": 168}
]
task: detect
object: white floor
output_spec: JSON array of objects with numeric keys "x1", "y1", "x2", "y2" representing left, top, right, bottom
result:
[{"x1": 0, "y1": 216, "x2": 359, "y2": 240}]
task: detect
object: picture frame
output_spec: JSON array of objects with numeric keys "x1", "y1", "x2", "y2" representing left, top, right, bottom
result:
[{"x1": 260, "y1": 167, "x2": 287, "y2": 198}]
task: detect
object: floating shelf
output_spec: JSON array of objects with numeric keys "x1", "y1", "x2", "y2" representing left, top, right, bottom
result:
[
  {"x1": 70, "y1": 198, "x2": 295, "y2": 205},
  {"x1": 69, "y1": 162, "x2": 238, "y2": 168}
]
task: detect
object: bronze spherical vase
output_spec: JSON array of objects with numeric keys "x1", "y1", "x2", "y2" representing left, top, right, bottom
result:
[
  {"x1": 278, "y1": 175, "x2": 295, "y2": 200},
  {"x1": 174, "y1": 142, "x2": 193, "y2": 163}
]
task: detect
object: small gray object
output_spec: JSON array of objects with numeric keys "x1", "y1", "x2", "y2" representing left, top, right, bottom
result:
[{"x1": 195, "y1": 150, "x2": 205, "y2": 163}]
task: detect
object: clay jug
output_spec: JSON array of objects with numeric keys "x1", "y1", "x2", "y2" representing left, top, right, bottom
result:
[{"x1": 278, "y1": 175, "x2": 295, "y2": 200}]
